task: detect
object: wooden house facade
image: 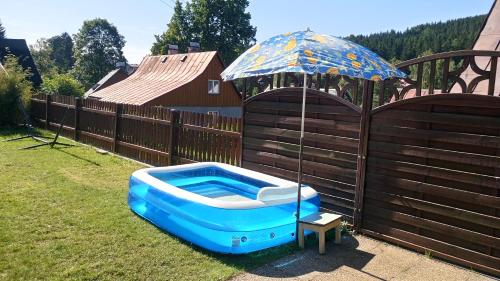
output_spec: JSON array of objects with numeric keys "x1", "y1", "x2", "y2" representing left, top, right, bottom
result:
[{"x1": 89, "y1": 51, "x2": 242, "y2": 117}]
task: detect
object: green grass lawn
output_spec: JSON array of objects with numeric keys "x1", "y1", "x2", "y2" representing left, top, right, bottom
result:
[{"x1": 0, "y1": 128, "x2": 296, "y2": 281}]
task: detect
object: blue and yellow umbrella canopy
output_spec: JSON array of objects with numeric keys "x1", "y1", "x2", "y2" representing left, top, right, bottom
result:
[{"x1": 221, "y1": 30, "x2": 406, "y2": 81}]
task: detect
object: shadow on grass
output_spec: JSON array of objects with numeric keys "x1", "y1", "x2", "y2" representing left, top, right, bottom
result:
[
  {"x1": 0, "y1": 126, "x2": 53, "y2": 140},
  {"x1": 53, "y1": 146, "x2": 101, "y2": 166},
  {"x1": 0, "y1": 126, "x2": 31, "y2": 138},
  {"x1": 1, "y1": 127, "x2": 101, "y2": 166},
  {"x1": 131, "y1": 212, "x2": 298, "y2": 273}
]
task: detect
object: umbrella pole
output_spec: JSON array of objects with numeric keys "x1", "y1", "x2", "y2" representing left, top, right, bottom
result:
[{"x1": 295, "y1": 74, "x2": 307, "y2": 244}]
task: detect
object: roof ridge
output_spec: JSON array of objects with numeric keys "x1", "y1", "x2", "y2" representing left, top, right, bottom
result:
[{"x1": 147, "y1": 50, "x2": 217, "y2": 59}]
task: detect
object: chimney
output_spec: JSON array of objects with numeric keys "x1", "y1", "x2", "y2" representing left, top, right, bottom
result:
[
  {"x1": 167, "y1": 44, "x2": 179, "y2": 55},
  {"x1": 188, "y1": 42, "x2": 200, "y2": 53}
]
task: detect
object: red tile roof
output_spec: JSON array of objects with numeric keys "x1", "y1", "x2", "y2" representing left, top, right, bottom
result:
[{"x1": 89, "y1": 51, "x2": 217, "y2": 105}]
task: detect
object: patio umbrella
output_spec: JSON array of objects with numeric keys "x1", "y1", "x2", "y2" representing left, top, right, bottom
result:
[{"x1": 221, "y1": 29, "x2": 406, "y2": 240}]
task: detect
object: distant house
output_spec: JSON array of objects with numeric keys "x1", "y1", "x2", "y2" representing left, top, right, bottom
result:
[
  {"x1": 84, "y1": 68, "x2": 131, "y2": 97},
  {"x1": 398, "y1": 0, "x2": 500, "y2": 100},
  {"x1": 0, "y1": 38, "x2": 42, "y2": 88},
  {"x1": 84, "y1": 62, "x2": 138, "y2": 97},
  {"x1": 88, "y1": 50, "x2": 242, "y2": 117},
  {"x1": 452, "y1": 0, "x2": 500, "y2": 94}
]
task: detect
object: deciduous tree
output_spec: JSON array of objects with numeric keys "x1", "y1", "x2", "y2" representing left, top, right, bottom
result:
[
  {"x1": 151, "y1": 0, "x2": 192, "y2": 55},
  {"x1": 73, "y1": 18, "x2": 126, "y2": 89},
  {"x1": 42, "y1": 73, "x2": 84, "y2": 97},
  {"x1": 31, "y1": 33, "x2": 74, "y2": 77},
  {"x1": 30, "y1": 38, "x2": 58, "y2": 77},
  {"x1": 152, "y1": 0, "x2": 256, "y2": 64}
]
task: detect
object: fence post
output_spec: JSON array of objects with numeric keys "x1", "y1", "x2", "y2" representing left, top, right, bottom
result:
[
  {"x1": 242, "y1": 78, "x2": 247, "y2": 100},
  {"x1": 353, "y1": 80, "x2": 374, "y2": 232},
  {"x1": 74, "y1": 97, "x2": 80, "y2": 141},
  {"x1": 239, "y1": 103, "x2": 245, "y2": 167},
  {"x1": 45, "y1": 94, "x2": 51, "y2": 129},
  {"x1": 112, "y1": 103, "x2": 122, "y2": 153},
  {"x1": 168, "y1": 110, "x2": 180, "y2": 166}
]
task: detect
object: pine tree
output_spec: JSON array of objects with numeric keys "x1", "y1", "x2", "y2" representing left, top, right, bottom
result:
[
  {"x1": 47, "y1": 32, "x2": 74, "y2": 72},
  {"x1": 72, "y1": 18, "x2": 126, "y2": 89},
  {"x1": 0, "y1": 19, "x2": 6, "y2": 39},
  {"x1": 346, "y1": 15, "x2": 486, "y2": 62}
]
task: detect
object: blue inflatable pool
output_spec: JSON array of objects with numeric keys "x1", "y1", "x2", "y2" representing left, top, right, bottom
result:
[{"x1": 128, "y1": 162, "x2": 320, "y2": 254}]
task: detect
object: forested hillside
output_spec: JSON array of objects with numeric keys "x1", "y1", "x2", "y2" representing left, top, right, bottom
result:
[{"x1": 346, "y1": 15, "x2": 486, "y2": 62}]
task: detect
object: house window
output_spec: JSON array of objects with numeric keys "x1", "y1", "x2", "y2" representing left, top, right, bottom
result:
[{"x1": 208, "y1": 80, "x2": 220, "y2": 94}]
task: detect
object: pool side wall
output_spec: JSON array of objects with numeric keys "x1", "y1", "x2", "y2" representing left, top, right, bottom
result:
[{"x1": 128, "y1": 174, "x2": 320, "y2": 254}]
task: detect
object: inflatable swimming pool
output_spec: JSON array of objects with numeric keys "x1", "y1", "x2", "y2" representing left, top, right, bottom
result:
[{"x1": 128, "y1": 162, "x2": 320, "y2": 254}]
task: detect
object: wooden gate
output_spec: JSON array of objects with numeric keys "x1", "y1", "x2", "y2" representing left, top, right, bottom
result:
[
  {"x1": 241, "y1": 88, "x2": 361, "y2": 223},
  {"x1": 362, "y1": 94, "x2": 500, "y2": 276}
]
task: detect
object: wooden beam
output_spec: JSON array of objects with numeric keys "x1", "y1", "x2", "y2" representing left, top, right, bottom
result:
[
  {"x1": 488, "y1": 56, "x2": 497, "y2": 96},
  {"x1": 429, "y1": 60, "x2": 436, "y2": 95},
  {"x1": 74, "y1": 97, "x2": 80, "y2": 141},
  {"x1": 112, "y1": 103, "x2": 122, "y2": 153},
  {"x1": 353, "y1": 80, "x2": 374, "y2": 231},
  {"x1": 45, "y1": 94, "x2": 51, "y2": 130},
  {"x1": 168, "y1": 110, "x2": 180, "y2": 165}
]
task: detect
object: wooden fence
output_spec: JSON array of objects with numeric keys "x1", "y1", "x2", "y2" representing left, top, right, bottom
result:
[
  {"x1": 30, "y1": 94, "x2": 241, "y2": 166},
  {"x1": 360, "y1": 94, "x2": 500, "y2": 275},
  {"x1": 357, "y1": 51, "x2": 500, "y2": 277}
]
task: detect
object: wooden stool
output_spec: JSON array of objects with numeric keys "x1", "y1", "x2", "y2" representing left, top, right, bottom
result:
[{"x1": 298, "y1": 212, "x2": 342, "y2": 254}]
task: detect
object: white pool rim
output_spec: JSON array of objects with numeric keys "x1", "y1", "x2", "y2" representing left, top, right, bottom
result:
[{"x1": 131, "y1": 162, "x2": 318, "y2": 209}]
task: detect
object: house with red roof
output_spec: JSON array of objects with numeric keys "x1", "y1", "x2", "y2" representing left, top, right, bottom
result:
[{"x1": 88, "y1": 49, "x2": 242, "y2": 117}]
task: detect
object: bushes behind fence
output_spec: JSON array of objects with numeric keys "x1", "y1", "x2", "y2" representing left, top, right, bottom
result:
[{"x1": 0, "y1": 55, "x2": 33, "y2": 126}]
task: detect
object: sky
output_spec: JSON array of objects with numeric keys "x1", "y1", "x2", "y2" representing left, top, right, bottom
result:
[{"x1": 0, "y1": 0, "x2": 493, "y2": 64}]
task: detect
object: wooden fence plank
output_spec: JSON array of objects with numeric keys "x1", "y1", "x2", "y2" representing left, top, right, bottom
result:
[
  {"x1": 245, "y1": 112, "x2": 360, "y2": 133},
  {"x1": 365, "y1": 204, "x2": 500, "y2": 250},
  {"x1": 367, "y1": 156, "x2": 499, "y2": 190},
  {"x1": 370, "y1": 124, "x2": 500, "y2": 150},
  {"x1": 373, "y1": 109, "x2": 500, "y2": 129},
  {"x1": 369, "y1": 140, "x2": 500, "y2": 168}
]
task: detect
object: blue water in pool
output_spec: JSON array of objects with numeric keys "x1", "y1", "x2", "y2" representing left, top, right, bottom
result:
[{"x1": 128, "y1": 166, "x2": 320, "y2": 254}]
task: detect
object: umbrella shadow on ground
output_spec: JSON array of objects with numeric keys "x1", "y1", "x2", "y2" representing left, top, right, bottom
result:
[
  {"x1": 245, "y1": 234, "x2": 385, "y2": 280},
  {"x1": 0, "y1": 128, "x2": 100, "y2": 166}
]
